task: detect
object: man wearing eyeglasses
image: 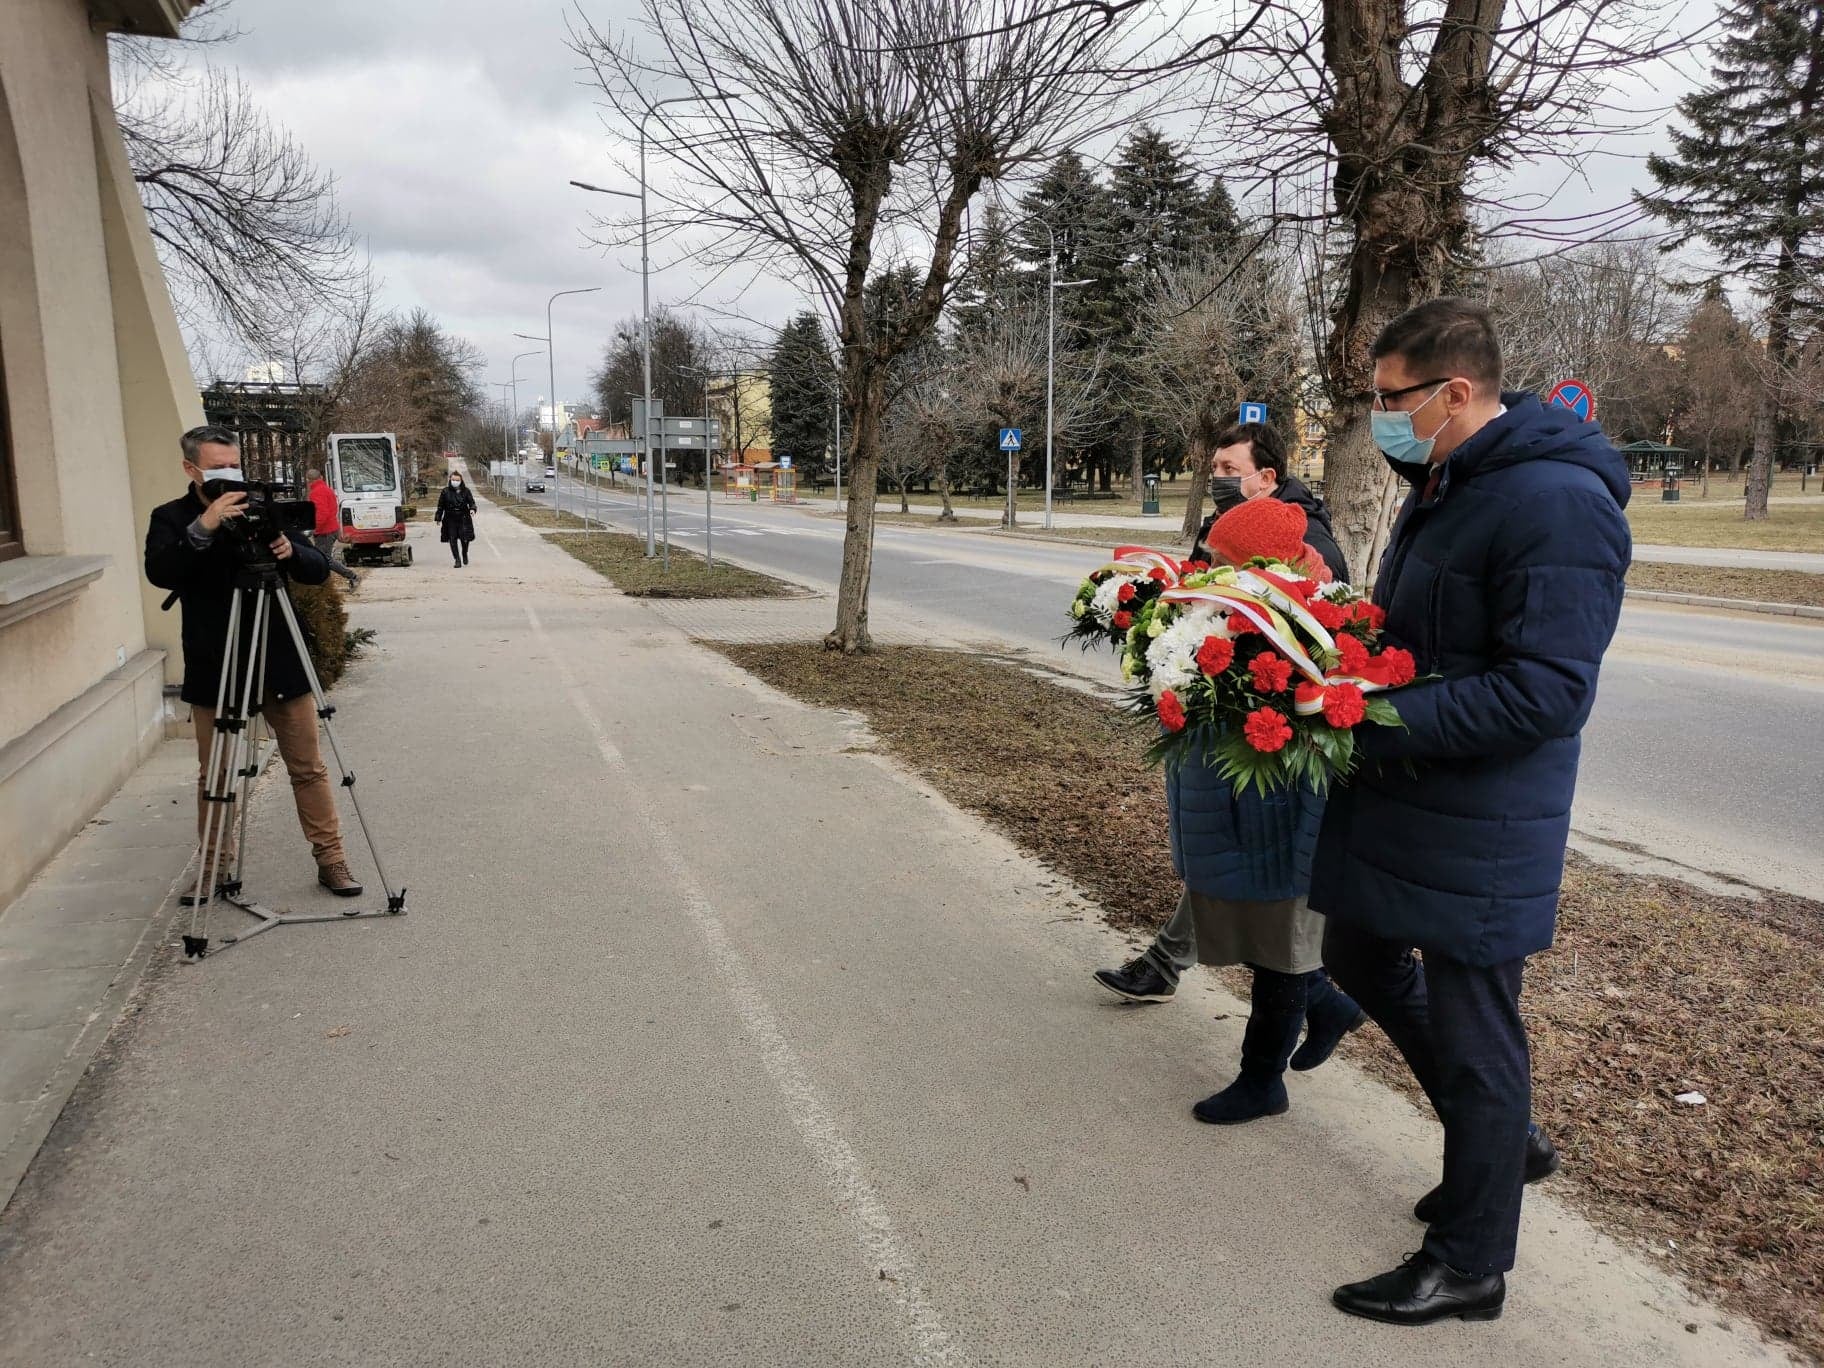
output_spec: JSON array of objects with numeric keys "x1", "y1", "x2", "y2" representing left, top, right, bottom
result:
[{"x1": 1310, "y1": 298, "x2": 1631, "y2": 1325}]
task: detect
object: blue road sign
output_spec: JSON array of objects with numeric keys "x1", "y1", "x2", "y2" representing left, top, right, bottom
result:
[
  {"x1": 999, "y1": 428, "x2": 1023, "y2": 451},
  {"x1": 1239, "y1": 402, "x2": 1268, "y2": 425},
  {"x1": 1546, "y1": 378, "x2": 1596, "y2": 423}
]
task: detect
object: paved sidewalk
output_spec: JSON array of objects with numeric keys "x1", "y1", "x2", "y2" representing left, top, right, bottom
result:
[
  {"x1": 0, "y1": 502, "x2": 1796, "y2": 1367},
  {"x1": 0, "y1": 741, "x2": 196, "y2": 1207}
]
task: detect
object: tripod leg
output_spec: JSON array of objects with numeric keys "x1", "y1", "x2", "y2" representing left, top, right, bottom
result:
[
  {"x1": 189, "y1": 589, "x2": 243, "y2": 943},
  {"x1": 229, "y1": 588, "x2": 275, "y2": 892},
  {"x1": 271, "y1": 586, "x2": 404, "y2": 912},
  {"x1": 188, "y1": 585, "x2": 265, "y2": 956}
]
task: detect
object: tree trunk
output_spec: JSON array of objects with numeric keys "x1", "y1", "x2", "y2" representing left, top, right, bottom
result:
[
  {"x1": 937, "y1": 459, "x2": 956, "y2": 522},
  {"x1": 1128, "y1": 421, "x2": 1144, "y2": 497},
  {"x1": 1098, "y1": 458, "x2": 1111, "y2": 493},
  {"x1": 826, "y1": 386, "x2": 882, "y2": 653},
  {"x1": 1177, "y1": 436, "x2": 1212, "y2": 542},
  {"x1": 898, "y1": 478, "x2": 909, "y2": 514},
  {"x1": 1744, "y1": 385, "x2": 1776, "y2": 521}
]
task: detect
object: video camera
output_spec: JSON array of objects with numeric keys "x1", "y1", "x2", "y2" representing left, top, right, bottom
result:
[{"x1": 200, "y1": 477, "x2": 317, "y2": 567}]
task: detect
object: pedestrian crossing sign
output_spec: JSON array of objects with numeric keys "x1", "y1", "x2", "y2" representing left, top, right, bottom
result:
[{"x1": 999, "y1": 428, "x2": 1023, "y2": 451}]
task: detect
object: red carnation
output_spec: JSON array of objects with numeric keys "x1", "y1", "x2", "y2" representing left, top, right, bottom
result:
[
  {"x1": 1157, "y1": 689, "x2": 1187, "y2": 732},
  {"x1": 1249, "y1": 652, "x2": 1293, "y2": 693},
  {"x1": 1337, "y1": 633, "x2": 1370, "y2": 676},
  {"x1": 1310, "y1": 599, "x2": 1348, "y2": 631},
  {"x1": 1228, "y1": 612, "x2": 1259, "y2": 637},
  {"x1": 1184, "y1": 560, "x2": 1210, "y2": 574},
  {"x1": 1243, "y1": 707, "x2": 1293, "y2": 753},
  {"x1": 1112, "y1": 610, "x2": 1133, "y2": 631},
  {"x1": 1378, "y1": 646, "x2": 1416, "y2": 686},
  {"x1": 1349, "y1": 601, "x2": 1387, "y2": 631},
  {"x1": 1196, "y1": 635, "x2": 1235, "y2": 675},
  {"x1": 1321, "y1": 681, "x2": 1367, "y2": 729},
  {"x1": 1117, "y1": 582, "x2": 1136, "y2": 604},
  {"x1": 1294, "y1": 681, "x2": 1325, "y2": 711},
  {"x1": 1148, "y1": 567, "x2": 1170, "y2": 582}
]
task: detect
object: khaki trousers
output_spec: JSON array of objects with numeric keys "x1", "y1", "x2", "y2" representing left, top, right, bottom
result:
[{"x1": 193, "y1": 695, "x2": 345, "y2": 872}]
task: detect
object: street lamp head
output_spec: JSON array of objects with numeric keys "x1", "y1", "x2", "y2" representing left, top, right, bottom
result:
[
  {"x1": 570, "y1": 180, "x2": 641, "y2": 202},
  {"x1": 515, "y1": 332, "x2": 549, "y2": 343}
]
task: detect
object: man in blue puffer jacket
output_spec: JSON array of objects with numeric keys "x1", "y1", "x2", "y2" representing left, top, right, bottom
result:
[{"x1": 1312, "y1": 298, "x2": 1631, "y2": 1326}]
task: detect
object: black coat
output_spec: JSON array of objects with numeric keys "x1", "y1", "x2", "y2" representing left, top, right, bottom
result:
[
  {"x1": 1191, "y1": 476, "x2": 1350, "y2": 583},
  {"x1": 436, "y1": 484, "x2": 477, "y2": 543},
  {"x1": 1308, "y1": 394, "x2": 1631, "y2": 965},
  {"x1": 144, "y1": 489, "x2": 331, "y2": 707}
]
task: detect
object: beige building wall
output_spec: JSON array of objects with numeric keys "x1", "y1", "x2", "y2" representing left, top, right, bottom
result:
[{"x1": 0, "y1": 0, "x2": 201, "y2": 907}]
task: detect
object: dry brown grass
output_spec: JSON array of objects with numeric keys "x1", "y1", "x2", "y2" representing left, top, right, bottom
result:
[
  {"x1": 715, "y1": 642, "x2": 1824, "y2": 1364},
  {"x1": 1626, "y1": 562, "x2": 1824, "y2": 609}
]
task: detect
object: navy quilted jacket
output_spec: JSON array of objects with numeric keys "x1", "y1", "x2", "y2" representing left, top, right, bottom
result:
[
  {"x1": 1167, "y1": 753, "x2": 1325, "y2": 903},
  {"x1": 1308, "y1": 393, "x2": 1631, "y2": 965}
]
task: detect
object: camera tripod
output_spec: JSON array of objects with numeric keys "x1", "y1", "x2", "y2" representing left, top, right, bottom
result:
[{"x1": 183, "y1": 558, "x2": 406, "y2": 959}]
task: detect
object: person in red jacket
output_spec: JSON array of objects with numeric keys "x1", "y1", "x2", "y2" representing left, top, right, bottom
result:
[{"x1": 305, "y1": 469, "x2": 360, "y2": 588}]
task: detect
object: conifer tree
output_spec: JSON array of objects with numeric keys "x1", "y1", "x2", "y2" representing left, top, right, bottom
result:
[
  {"x1": 768, "y1": 312, "x2": 836, "y2": 480},
  {"x1": 1639, "y1": 0, "x2": 1824, "y2": 518}
]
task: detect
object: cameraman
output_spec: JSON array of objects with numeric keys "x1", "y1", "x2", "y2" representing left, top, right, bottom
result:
[{"x1": 144, "y1": 426, "x2": 363, "y2": 901}]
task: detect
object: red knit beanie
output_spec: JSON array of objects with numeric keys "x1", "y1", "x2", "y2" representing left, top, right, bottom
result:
[{"x1": 1207, "y1": 497, "x2": 1308, "y2": 567}]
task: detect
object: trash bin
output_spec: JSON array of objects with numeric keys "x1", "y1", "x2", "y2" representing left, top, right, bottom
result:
[
  {"x1": 749, "y1": 487, "x2": 759, "y2": 503},
  {"x1": 1661, "y1": 462, "x2": 1682, "y2": 503},
  {"x1": 1142, "y1": 473, "x2": 1160, "y2": 516}
]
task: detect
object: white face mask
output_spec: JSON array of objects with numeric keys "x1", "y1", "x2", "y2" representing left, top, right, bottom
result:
[{"x1": 197, "y1": 466, "x2": 246, "y2": 490}]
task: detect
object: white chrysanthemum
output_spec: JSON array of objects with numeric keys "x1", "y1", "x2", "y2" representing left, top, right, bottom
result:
[
  {"x1": 1312, "y1": 580, "x2": 1355, "y2": 602},
  {"x1": 1145, "y1": 605, "x2": 1220, "y2": 701},
  {"x1": 1088, "y1": 572, "x2": 1144, "y2": 628}
]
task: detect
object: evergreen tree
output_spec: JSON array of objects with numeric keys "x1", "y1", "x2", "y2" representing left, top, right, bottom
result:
[
  {"x1": 1639, "y1": 0, "x2": 1824, "y2": 518},
  {"x1": 768, "y1": 312, "x2": 836, "y2": 479},
  {"x1": 952, "y1": 205, "x2": 1022, "y2": 340}
]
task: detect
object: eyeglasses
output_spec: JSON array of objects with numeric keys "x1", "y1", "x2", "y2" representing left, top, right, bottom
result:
[{"x1": 1370, "y1": 378, "x2": 1453, "y2": 410}]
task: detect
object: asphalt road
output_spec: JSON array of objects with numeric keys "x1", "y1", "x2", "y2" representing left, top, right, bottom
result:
[{"x1": 527, "y1": 475, "x2": 1824, "y2": 899}]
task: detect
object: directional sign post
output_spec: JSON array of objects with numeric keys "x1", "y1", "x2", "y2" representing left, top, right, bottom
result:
[
  {"x1": 1239, "y1": 402, "x2": 1268, "y2": 426},
  {"x1": 1546, "y1": 378, "x2": 1597, "y2": 423},
  {"x1": 999, "y1": 428, "x2": 1023, "y2": 451}
]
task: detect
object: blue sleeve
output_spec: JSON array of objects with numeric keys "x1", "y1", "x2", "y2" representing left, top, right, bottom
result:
[
  {"x1": 1361, "y1": 487, "x2": 1630, "y2": 763},
  {"x1": 283, "y1": 533, "x2": 332, "y2": 587}
]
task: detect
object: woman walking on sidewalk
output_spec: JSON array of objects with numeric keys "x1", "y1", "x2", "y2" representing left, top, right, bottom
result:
[
  {"x1": 1098, "y1": 496, "x2": 1364, "y2": 1125},
  {"x1": 435, "y1": 471, "x2": 477, "y2": 567}
]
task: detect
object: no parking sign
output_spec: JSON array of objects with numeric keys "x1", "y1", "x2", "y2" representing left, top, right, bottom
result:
[{"x1": 1547, "y1": 378, "x2": 1597, "y2": 422}]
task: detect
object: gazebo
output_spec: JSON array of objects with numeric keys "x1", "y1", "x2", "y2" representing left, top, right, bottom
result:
[{"x1": 1614, "y1": 439, "x2": 1688, "y2": 481}]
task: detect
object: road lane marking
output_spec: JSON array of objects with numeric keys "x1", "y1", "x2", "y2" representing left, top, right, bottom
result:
[{"x1": 524, "y1": 604, "x2": 968, "y2": 1367}]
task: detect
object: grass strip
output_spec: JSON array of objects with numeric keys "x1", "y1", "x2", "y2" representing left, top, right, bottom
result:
[
  {"x1": 713, "y1": 642, "x2": 1824, "y2": 1363},
  {"x1": 1627, "y1": 502, "x2": 1823, "y2": 554},
  {"x1": 493, "y1": 496, "x2": 800, "y2": 598},
  {"x1": 1626, "y1": 562, "x2": 1824, "y2": 609}
]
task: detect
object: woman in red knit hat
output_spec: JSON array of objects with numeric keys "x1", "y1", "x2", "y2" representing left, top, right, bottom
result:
[{"x1": 1095, "y1": 483, "x2": 1362, "y2": 1125}]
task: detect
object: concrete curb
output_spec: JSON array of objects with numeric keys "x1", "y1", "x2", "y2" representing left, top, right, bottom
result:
[{"x1": 1624, "y1": 588, "x2": 1824, "y2": 619}]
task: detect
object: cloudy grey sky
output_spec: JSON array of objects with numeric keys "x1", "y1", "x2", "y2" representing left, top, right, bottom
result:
[{"x1": 180, "y1": 0, "x2": 1719, "y2": 409}]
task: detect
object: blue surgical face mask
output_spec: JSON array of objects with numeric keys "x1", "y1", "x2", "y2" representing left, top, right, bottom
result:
[{"x1": 1371, "y1": 384, "x2": 1450, "y2": 471}]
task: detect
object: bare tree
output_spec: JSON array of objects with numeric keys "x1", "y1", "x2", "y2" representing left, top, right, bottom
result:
[
  {"x1": 574, "y1": 0, "x2": 1130, "y2": 651},
  {"x1": 946, "y1": 296, "x2": 1107, "y2": 525},
  {"x1": 1128, "y1": 245, "x2": 1302, "y2": 539},
  {"x1": 112, "y1": 32, "x2": 366, "y2": 362},
  {"x1": 1111, "y1": 0, "x2": 1701, "y2": 576}
]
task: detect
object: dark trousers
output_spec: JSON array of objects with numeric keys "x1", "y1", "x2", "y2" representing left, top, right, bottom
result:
[
  {"x1": 1322, "y1": 920, "x2": 1531, "y2": 1275},
  {"x1": 450, "y1": 538, "x2": 470, "y2": 565}
]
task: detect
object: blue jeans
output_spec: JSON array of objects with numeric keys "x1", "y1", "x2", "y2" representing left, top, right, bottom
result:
[{"x1": 1322, "y1": 919, "x2": 1531, "y2": 1275}]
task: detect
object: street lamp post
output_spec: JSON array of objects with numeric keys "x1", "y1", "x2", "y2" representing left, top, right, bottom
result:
[
  {"x1": 491, "y1": 382, "x2": 514, "y2": 490},
  {"x1": 572, "y1": 91, "x2": 741, "y2": 569},
  {"x1": 516, "y1": 286, "x2": 599, "y2": 526},
  {"x1": 509, "y1": 348, "x2": 544, "y2": 497}
]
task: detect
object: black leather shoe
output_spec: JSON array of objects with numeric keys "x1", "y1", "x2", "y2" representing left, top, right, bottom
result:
[
  {"x1": 1332, "y1": 1251, "x2": 1505, "y2": 1325},
  {"x1": 1093, "y1": 957, "x2": 1175, "y2": 1003},
  {"x1": 1414, "y1": 1125, "x2": 1560, "y2": 1224}
]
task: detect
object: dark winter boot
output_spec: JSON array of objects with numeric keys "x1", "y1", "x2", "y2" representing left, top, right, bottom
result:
[
  {"x1": 1290, "y1": 971, "x2": 1366, "y2": 1072},
  {"x1": 1192, "y1": 967, "x2": 1307, "y2": 1125}
]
